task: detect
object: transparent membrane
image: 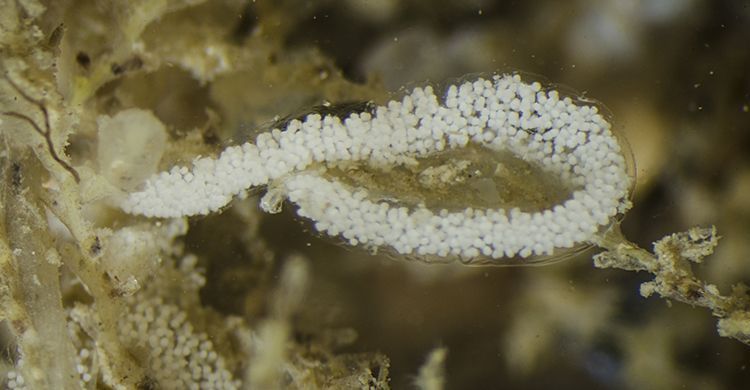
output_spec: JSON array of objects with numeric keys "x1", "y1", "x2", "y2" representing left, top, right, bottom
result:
[
  {"x1": 274, "y1": 72, "x2": 638, "y2": 266},
  {"x1": 327, "y1": 144, "x2": 576, "y2": 213}
]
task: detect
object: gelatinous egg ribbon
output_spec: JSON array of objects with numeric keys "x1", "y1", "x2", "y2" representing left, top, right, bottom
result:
[{"x1": 121, "y1": 74, "x2": 633, "y2": 262}]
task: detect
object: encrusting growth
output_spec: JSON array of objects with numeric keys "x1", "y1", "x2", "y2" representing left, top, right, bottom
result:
[
  {"x1": 121, "y1": 74, "x2": 633, "y2": 260},
  {"x1": 594, "y1": 225, "x2": 750, "y2": 346}
]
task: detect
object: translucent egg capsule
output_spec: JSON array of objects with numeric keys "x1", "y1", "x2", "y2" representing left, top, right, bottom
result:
[
  {"x1": 276, "y1": 74, "x2": 635, "y2": 264},
  {"x1": 122, "y1": 73, "x2": 635, "y2": 265}
]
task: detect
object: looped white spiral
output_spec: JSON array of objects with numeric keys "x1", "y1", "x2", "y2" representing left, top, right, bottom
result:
[{"x1": 121, "y1": 74, "x2": 632, "y2": 259}]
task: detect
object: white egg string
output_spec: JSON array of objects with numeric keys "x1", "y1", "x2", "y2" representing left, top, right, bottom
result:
[{"x1": 120, "y1": 74, "x2": 633, "y2": 260}]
